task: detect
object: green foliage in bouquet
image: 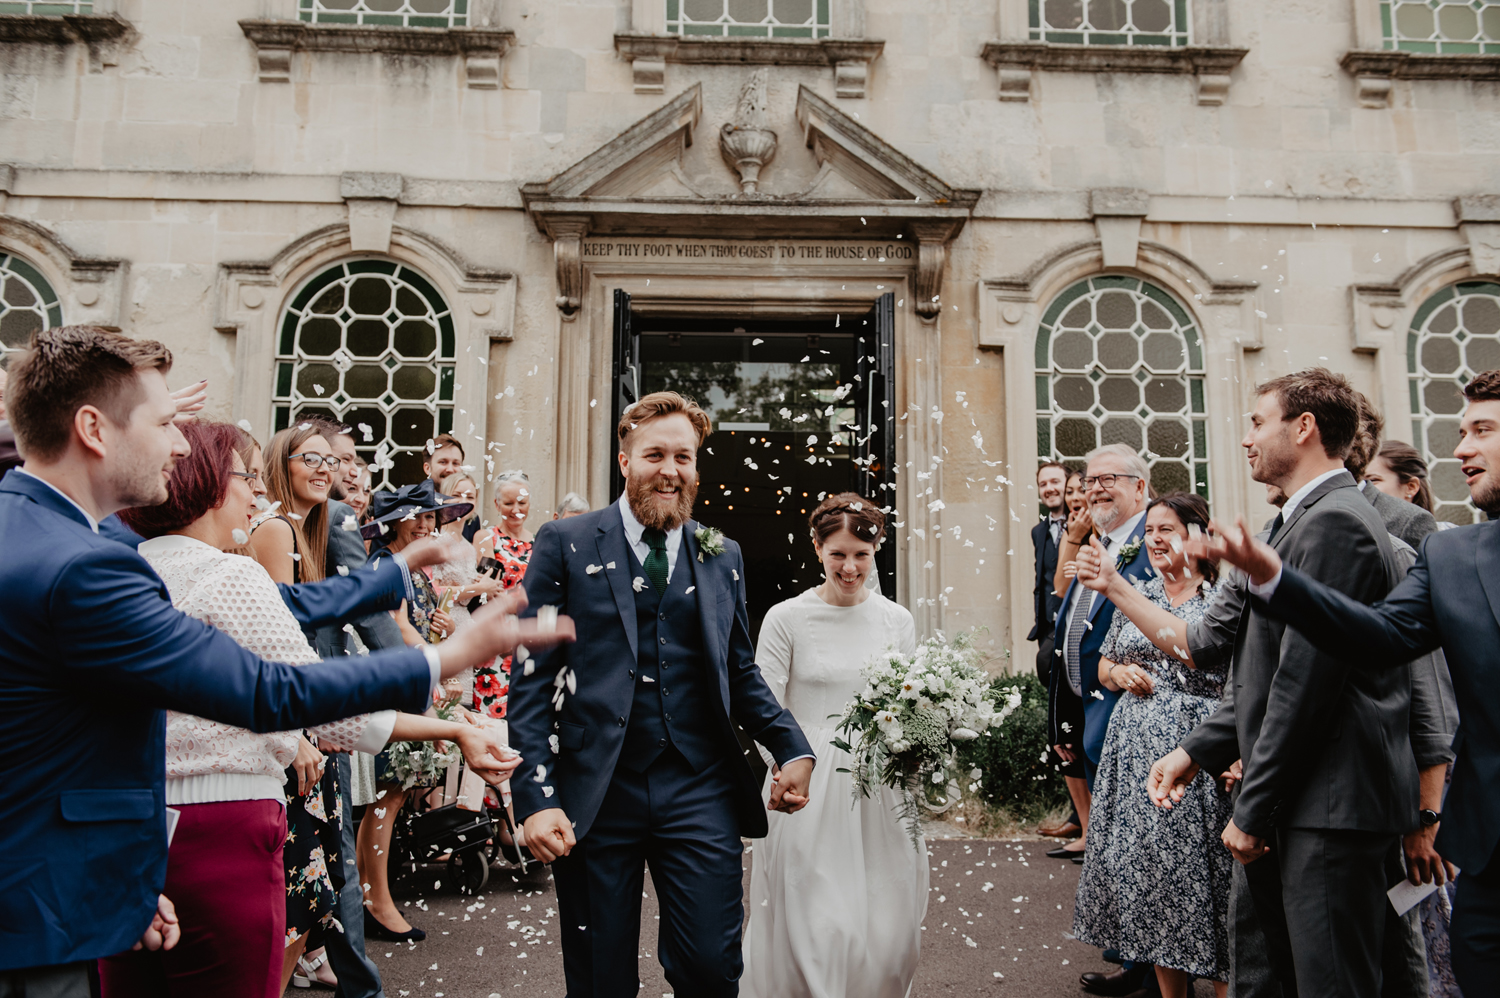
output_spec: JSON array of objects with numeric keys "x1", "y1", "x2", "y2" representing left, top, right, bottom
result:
[
  {"x1": 832, "y1": 629, "x2": 1022, "y2": 846},
  {"x1": 383, "y1": 701, "x2": 462, "y2": 791},
  {"x1": 954, "y1": 673, "x2": 1071, "y2": 821}
]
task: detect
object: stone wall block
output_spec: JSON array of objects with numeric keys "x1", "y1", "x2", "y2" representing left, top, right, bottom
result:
[{"x1": 346, "y1": 199, "x2": 397, "y2": 253}]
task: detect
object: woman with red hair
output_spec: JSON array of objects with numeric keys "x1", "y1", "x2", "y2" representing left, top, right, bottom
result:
[{"x1": 98, "y1": 421, "x2": 520, "y2": 998}]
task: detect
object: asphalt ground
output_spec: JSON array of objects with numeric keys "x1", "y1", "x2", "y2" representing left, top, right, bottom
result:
[{"x1": 289, "y1": 833, "x2": 1217, "y2": 998}]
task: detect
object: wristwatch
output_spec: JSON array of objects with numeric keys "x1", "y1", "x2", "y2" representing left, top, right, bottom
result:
[{"x1": 1419, "y1": 809, "x2": 1441, "y2": 827}]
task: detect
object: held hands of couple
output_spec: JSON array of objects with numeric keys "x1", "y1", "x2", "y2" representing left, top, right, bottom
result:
[
  {"x1": 434, "y1": 586, "x2": 577, "y2": 681},
  {"x1": 767, "y1": 757, "x2": 814, "y2": 814},
  {"x1": 450, "y1": 714, "x2": 523, "y2": 787}
]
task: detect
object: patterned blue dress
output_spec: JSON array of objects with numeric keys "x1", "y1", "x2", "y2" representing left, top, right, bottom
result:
[{"x1": 1072, "y1": 575, "x2": 1233, "y2": 980}]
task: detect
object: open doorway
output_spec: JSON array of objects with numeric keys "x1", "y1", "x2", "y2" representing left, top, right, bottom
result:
[{"x1": 610, "y1": 292, "x2": 895, "y2": 642}]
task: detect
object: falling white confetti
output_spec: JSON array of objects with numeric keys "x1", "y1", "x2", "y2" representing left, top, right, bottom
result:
[{"x1": 231, "y1": 528, "x2": 248, "y2": 545}]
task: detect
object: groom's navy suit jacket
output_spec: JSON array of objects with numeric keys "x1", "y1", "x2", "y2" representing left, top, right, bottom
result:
[
  {"x1": 1261, "y1": 518, "x2": 1500, "y2": 874},
  {"x1": 508, "y1": 503, "x2": 813, "y2": 841},
  {"x1": 1049, "y1": 515, "x2": 1154, "y2": 766},
  {"x1": 0, "y1": 472, "x2": 436, "y2": 971}
]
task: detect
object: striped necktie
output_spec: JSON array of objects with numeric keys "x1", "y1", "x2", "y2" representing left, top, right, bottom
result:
[{"x1": 1064, "y1": 535, "x2": 1111, "y2": 697}]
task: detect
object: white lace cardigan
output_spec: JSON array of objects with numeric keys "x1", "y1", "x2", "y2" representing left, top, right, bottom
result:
[{"x1": 138, "y1": 534, "x2": 396, "y2": 806}]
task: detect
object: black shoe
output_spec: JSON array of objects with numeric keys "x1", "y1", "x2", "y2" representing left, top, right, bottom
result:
[
  {"x1": 1080, "y1": 965, "x2": 1149, "y2": 997},
  {"x1": 1045, "y1": 844, "x2": 1081, "y2": 859},
  {"x1": 1072, "y1": 852, "x2": 1086, "y2": 864},
  {"x1": 364, "y1": 911, "x2": 426, "y2": 943}
]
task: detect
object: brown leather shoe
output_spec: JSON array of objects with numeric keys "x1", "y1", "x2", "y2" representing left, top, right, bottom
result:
[{"x1": 1038, "y1": 819, "x2": 1082, "y2": 838}]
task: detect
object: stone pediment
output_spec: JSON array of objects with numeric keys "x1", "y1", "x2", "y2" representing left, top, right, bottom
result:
[{"x1": 523, "y1": 82, "x2": 977, "y2": 320}]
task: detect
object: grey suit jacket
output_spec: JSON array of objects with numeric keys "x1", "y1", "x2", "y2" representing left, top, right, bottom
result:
[
  {"x1": 1180, "y1": 472, "x2": 1417, "y2": 837},
  {"x1": 1366, "y1": 483, "x2": 1439, "y2": 550}
]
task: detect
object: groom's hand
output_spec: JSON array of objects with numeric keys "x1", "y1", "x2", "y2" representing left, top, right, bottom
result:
[
  {"x1": 521, "y1": 808, "x2": 576, "y2": 863},
  {"x1": 768, "y1": 757, "x2": 813, "y2": 814}
]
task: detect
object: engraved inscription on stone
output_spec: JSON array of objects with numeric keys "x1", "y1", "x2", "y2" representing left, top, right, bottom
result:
[{"x1": 580, "y1": 240, "x2": 917, "y2": 263}]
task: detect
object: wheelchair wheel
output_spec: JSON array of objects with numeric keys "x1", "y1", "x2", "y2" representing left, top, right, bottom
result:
[{"x1": 452, "y1": 848, "x2": 491, "y2": 895}]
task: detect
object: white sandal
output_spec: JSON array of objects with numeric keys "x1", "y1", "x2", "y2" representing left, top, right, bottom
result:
[{"x1": 292, "y1": 950, "x2": 338, "y2": 989}]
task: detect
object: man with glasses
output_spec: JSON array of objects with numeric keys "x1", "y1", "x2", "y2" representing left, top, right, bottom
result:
[{"x1": 1048, "y1": 444, "x2": 1157, "y2": 997}]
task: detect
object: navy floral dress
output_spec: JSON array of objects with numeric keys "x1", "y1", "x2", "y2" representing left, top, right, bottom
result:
[{"x1": 1073, "y1": 575, "x2": 1233, "y2": 980}]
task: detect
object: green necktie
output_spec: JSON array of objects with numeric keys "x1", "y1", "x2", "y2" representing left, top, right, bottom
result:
[{"x1": 642, "y1": 527, "x2": 669, "y2": 594}]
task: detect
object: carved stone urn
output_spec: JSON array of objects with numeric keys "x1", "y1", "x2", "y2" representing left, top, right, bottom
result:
[{"x1": 720, "y1": 69, "x2": 777, "y2": 194}]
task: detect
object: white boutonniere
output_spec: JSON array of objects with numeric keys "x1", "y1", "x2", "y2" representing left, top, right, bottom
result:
[
  {"x1": 1114, "y1": 538, "x2": 1143, "y2": 568},
  {"x1": 695, "y1": 526, "x2": 726, "y2": 562}
]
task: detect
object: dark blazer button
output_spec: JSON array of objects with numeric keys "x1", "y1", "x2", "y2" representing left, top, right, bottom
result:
[
  {"x1": 664, "y1": 713, "x2": 672, "y2": 721},
  {"x1": 659, "y1": 612, "x2": 667, "y2": 620},
  {"x1": 660, "y1": 637, "x2": 667, "y2": 645},
  {"x1": 658, "y1": 738, "x2": 667, "y2": 747},
  {"x1": 662, "y1": 689, "x2": 669, "y2": 696},
  {"x1": 617, "y1": 716, "x2": 626, "y2": 726},
  {"x1": 628, "y1": 670, "x2": 635, "y2": 678}
]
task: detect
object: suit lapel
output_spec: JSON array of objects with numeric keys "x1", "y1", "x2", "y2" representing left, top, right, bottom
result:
[
  {"x1": 1275, "y1": 471, "x2": 1355, "y2": 549},
  {"x1": 1476, "y1": 520, "x2": 1500, "y2": 629},
  {"x1": 1, "y1": 470, "x2": 96, "y2": 532},
  {"x1": 595, "y1": 504, "x2": 639, "y2": 661},
  {"x1": 683, "y1": 522, "x2": 726, "y2": 671}
]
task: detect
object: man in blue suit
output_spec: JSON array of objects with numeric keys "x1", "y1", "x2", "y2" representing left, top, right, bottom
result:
[
  {"x1": 0, "y1": 326, "x2": 571, "y2": 996},
  {"x1": 508, "y1": 391, "x2": 814, "y2": 998},
  {"x1": 1049, "y1": 443, "x2": 1155, "y2": 997}
]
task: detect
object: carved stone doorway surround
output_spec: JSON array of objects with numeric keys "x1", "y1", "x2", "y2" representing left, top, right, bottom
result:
[{"x1": 522, "y1": 84, "x2": 978, "y2": 631}]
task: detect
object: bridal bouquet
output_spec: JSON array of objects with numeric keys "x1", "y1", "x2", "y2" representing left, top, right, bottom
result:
[
  {"x1": 383, "y1": 700, "x2": 463, "y2": 791},
  {"x1": 832, "y1": 630, "x2": 1022, "y2": 844}
]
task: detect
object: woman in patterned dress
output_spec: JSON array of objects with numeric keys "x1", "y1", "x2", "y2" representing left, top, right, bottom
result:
[
  {"x1": 471, "y1": 470, "x2": 534, "y2": 718},
  {"x1": 1072, "y1": 492, "x2": 1233, "y2": 998}
]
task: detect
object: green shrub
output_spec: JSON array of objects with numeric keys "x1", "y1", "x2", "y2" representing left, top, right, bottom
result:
[{"x1": 955, "y1": 673, "x2": 1069, "y2": 821}]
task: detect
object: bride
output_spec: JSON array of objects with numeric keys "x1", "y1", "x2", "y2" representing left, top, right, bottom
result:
[{"x1": 742, "y1": 493, "x2": 928, "y2": 998}]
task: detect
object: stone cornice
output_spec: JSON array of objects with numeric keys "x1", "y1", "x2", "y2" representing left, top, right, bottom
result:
[
  {"x1": 980, "y1": 41, "x2": 1247, "y2": 104},
  {"x1": 238, "y1": 19, "x2": 514, "y2": 87},
  {"x1": 614, "y1": 34, "x2": 884, "y2": 97},
  {"x1": 0, "y1": 12, "x2": 131, "y2": 44},
  {"x1": 1341, "y1": 49, "x2": 1500, "y2": 108}
]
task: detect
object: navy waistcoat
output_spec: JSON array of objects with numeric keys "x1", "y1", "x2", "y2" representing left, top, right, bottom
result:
[{"x1": 620, "y1": 547, "x2": 718, "y2": 773}]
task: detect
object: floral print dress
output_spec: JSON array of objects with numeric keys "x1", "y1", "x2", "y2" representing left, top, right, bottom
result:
[
  {"x1": 1072, "y1": 574, "x2": 1233, "y2": 981},
  {"x1": 473, "y1": 531, "x2": 532, "y2": 718}
]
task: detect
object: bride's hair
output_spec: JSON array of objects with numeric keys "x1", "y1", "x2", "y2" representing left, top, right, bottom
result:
[{"x1": 808, "y1": 492, "x2": 885, "y2": 549}]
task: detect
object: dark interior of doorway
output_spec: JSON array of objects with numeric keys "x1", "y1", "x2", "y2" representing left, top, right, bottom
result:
[{"x1": 632, "y1": 315, "x2": 861, "y2": 643}]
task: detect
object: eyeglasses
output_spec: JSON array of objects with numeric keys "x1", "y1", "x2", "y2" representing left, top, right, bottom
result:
[
  {"x1": 1082, "y1": 473, "x2": 1141, "y2": 490},
  {"x1": 288, "y1": 453, "x2": 342, "y2": 472},
  {"x1": 229, "y1": 471, "x2": 260, "y2": 484}
]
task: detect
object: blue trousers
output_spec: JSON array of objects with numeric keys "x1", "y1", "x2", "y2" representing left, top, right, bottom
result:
[
  {"x1": 1452, "y1": 845, "x2": 1500, "y2": 998},
  {"x1": 551, "y1": 750, "x2": 745, "y2": 998},
  {"x1": 324, "y1": 753, "x2": 384, "y2": 998}
]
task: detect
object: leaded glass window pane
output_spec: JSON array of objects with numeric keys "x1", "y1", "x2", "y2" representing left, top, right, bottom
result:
[
  {"x1": 275, "y1": 260, "x2": 456, "y2": 490},
  {"x1": 298, "y1": 0, "x2": 467, "y2": 29},
  {"x1": 1030, "y1": 0, "x2": 1191, "y2": 46},
  {"x1": 0, "y1": 253, "x2": 63, "y2": 362},
  {"x1": 0, "y1": 2, "x2": 93, "y2": 13},
  {"x1": 1383, "y1": 1, "x2": 1500, "y2": 53},
  {"x1": 667, "y1": 0, "x2": 830, "y2": 38},
  {"x1": 1036, "y1": 276, "x2": 1208, "y2": 498},
  {"x1": 1407, "y1": 281, "x2": 1500, "y2": 524}
]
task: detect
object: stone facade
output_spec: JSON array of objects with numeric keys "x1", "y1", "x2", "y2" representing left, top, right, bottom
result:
[{"x1": 3, "y1": 0, "x2": 1499, "y2": 661}]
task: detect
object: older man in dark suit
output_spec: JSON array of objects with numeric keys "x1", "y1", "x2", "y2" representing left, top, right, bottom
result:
[
  {"x1": 1144, "y1": 370, "x2": 1417, "y2": 998},
  {"x1": 1195, "y1": 368, "x2": 1500, "y2": 996}
]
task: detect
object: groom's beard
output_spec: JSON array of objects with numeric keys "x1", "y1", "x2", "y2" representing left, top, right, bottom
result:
[{"x1": 626, "y1": 473, "x2": 698, "y2": 531}]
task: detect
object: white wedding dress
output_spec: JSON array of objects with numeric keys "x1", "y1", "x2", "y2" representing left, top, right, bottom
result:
[{"x1": 741, "y1": 587, "x2": 929, "y2": 998}]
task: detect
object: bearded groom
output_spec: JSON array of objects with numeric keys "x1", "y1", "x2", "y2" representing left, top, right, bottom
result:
[{"x1": 508, "y1": 391, "x2": 815, "y2": 997}]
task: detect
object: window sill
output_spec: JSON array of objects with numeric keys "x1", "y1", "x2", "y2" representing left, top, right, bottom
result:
[
  {"x1": 0, "y1": 12, "x2": 130, "y2": 44},
  {"x1": 238, "y1": 18, "x2": 515, "y2": 89},
  {"x1": 614, "y1": 34, "x2": 884, "y2": 97},
  {"x1": 979, "y1": 41, "x2": 1248, "y2": 105},
  {"x1": 1340, "y1": 50, "x2": 1500, "y2": 108}
]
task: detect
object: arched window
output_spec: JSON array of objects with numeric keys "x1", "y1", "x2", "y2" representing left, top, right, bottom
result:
[
  {"x1": 275, "y1": 260, "x2": 455, "y2": 490},
  {"x1": 1036, "y1": 275, "x2": 1208, "y2": 497},
  {"x1": 0, "y1": 252, "x2": 63, "y2": 363},
  {"x1": 1406, "y1": 280, "x2": 1500, "y2": 525}
]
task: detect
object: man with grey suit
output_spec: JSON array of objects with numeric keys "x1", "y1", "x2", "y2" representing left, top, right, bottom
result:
[{"x1": 1141, "y1": 370, "x2": 1418, "y2": 997}]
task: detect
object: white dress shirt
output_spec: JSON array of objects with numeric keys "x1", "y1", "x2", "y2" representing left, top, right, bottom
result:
[
  {"x1": 1248, "y1": 467, "x2": 1348, "y2": 599},
  {"x1": 617, "y1": 494, "x2": 685, "y2": 581}
]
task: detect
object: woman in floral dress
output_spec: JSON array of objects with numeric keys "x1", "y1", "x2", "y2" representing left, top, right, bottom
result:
[
  {"x1": 1072, "y1": 493, "x2": 1232, "y2": 998},
  {"x1": 472, "y1": 470, "x2": 534, "y2": 718}
]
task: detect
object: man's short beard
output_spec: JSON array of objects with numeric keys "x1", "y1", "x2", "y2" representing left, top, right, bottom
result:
[
  {"x1": 1472, "y1": 477, "x2": 1500, "y2": 516},
  {"x1": 1250, "y1": 427, "x2": 1298, "y2": 488},
  {"x1": 1090, "y1": 502, "x2": 1121, "y2": 534},
  {"x1": 626, "y1": 473, "x2": 698, "y2": 531}
]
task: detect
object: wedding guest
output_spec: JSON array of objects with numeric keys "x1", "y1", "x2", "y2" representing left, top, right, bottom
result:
[
  {"x1": 99, "y1": 421, "x2": 518, "y2": 998},
  {"x1": 1047, "y1": 465, "x2": 1095, "y2": 860},
  {"x1": 434, "y1": 470, "x2": 503, "y2": 706},
  {"x1": 1345, "y1": 397, "x2": 1438, "y2": 549},
  {"x1": 1072, "y1": 493, "x2": 1230, "y2": 998},
  {"x1": 344, "y1": 457, "x2": 371, "y2": 519},
  {"x1": 1031, "y1": 463, "x2": 1080, "y2": 842},
  {"x1": 1052, "y1": 468, "x2": 1091, "y2": 598},
  {"x1": 423, "y1": 432, "x2": 465, "y2": 485},
  {"x1": 742, "y1": 493, "x2": 924, "y2": 998},
  {"x1": 1366, "y1": 441, "x2": 1437, "y2": 514},
  {"x1": 1185, "y1": 369, "x2": 1500, "y2": 996},
  {"x1": 0, "y1": 326, "x2": 568, "y2": 997},
  {"x1": 554, "y1": 491, "x2": 589, "y2": 519},
  {"x1": 355, "y1": 481, "x2": 472, "y2": 944},
  {"x1": 472, "y1": 469, "x2": 534, "y2": 718}
]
